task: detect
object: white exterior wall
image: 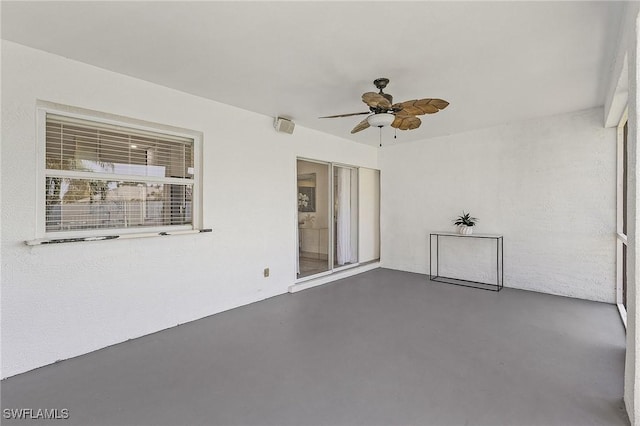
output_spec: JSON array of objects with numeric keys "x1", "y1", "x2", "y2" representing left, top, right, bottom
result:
[
  {"x1": 379, "y1": 108, "x2": 617, "y2": 303},
  {"x1": 0, "y1": 41, "x2": 378, "y2": 378}
]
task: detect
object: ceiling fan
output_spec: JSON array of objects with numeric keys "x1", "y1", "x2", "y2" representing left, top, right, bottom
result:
[{"x1": 320, "y1": 78, "x2": 449, "y2": 134}]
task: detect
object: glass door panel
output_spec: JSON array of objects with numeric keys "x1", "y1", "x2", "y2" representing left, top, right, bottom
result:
[
  {"x1": 333, "y1": 165, "x2": 358, "y2": 268},
  {"x1": 297, "y1": 160, "x2": 330, "y2": 278}
]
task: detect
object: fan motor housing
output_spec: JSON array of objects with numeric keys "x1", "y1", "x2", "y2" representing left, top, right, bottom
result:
[{"x1": 373, "y1": 78, "x2": 389, "y2": 90}]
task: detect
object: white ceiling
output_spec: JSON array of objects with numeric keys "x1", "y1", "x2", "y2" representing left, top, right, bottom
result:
[{"x1": 1, "y1": 1, "x2": 624, "y2": 146}]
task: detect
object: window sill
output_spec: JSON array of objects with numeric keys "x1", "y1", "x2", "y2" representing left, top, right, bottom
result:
[{"x1": 25, "y1": 228, "x2": 212, "y2": 246}]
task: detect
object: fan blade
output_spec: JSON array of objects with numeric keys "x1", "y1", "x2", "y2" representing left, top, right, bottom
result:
[
  {"x1": 391, "y1": 116, "x2": 422, "y2": 131},
  {"x1": 319, "y1": 111, "x2": 371, "y2": 119},
  {"x1": 350, "y1": 118, "x2": 371, "y2": 134},
  {"x1": 362, "y1": 92, "x2": 392, "y2": 109},
  {"x1": 392, "y1": 98, "x2": 449, "y2": 116},
  {"x1": 429, "y1": 99, "x2": 450, "y2": 110}
]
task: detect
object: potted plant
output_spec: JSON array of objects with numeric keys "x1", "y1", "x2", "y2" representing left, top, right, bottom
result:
[{"x1": 454, "y1": 212, "x2": 478, "y2": 235}]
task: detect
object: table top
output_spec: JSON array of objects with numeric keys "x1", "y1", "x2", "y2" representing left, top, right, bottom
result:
[{"x1": 431, "y1": 232, "x2": 503, "y2": 239}]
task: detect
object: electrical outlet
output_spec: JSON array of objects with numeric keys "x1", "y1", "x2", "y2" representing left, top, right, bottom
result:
[{"x1": 263, "y1": 267, "x2": 270, "y2": 278}]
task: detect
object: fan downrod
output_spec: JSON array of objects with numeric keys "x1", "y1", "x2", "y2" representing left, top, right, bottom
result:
[{"x1": 373, "y1": 78, "x2": 393, "y2": 104}]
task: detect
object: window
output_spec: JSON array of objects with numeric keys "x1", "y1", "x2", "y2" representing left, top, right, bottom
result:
[{"x1": 42, "y1": 112, "x2": 198, "y2": 236}]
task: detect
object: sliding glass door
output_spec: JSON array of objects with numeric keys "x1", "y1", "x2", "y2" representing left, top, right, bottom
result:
[{"x1": 296, "y1": 160, "x2": 360, "y2": 279}]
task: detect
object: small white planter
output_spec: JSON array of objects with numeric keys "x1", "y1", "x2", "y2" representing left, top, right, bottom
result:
[{"x1": 459, "y1": 225, "x2": 473, "y2": 235}]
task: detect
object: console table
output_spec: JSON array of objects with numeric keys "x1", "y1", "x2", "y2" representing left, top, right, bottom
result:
[{"x1": 429, "y1": 232, "x2": 504, "y2": 291}]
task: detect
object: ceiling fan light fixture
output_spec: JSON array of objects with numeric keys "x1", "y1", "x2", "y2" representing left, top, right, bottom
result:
[{"x1": 367, "y1": 113, "x2": 395, "y2": 128}]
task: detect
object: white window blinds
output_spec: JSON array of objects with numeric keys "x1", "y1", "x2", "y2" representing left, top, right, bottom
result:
[{"x1": 45, "y1": 114, "x2": 195, "y2": 233}]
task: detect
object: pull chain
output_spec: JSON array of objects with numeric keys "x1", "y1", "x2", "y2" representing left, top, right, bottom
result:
[
  {"x1": 394, "y1": 128, "x2": 397, "y2": 140},
  {"x1": 379, "y1": 126, "x2": 382, "y2": 147}
]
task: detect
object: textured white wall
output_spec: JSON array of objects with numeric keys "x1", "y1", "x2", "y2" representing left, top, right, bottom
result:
[
  {"x1": 0, "y1": 41, "x2": 378, "y2": 378},
  {"x1": 379, "y1": 108, "x2": 617, "y2": 302}
]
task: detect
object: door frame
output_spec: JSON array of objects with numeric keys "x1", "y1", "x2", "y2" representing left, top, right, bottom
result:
[{"x1": 616, "y1": 107, "x2": 628, "y2": 327}]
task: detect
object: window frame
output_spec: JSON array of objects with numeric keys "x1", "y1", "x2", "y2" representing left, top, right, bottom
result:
[{"x1": 36, "y1": 105, "x2": 202, "y2": 239}]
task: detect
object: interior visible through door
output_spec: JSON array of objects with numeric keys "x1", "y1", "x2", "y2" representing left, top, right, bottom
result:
[{"x1": 297, "y1": 160, "x2": 330, "y2": 278}]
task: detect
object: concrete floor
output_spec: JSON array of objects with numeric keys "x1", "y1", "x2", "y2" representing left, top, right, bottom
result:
[{"x1": 1, "y1": 268, "x2": 628, "y2": 426}]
